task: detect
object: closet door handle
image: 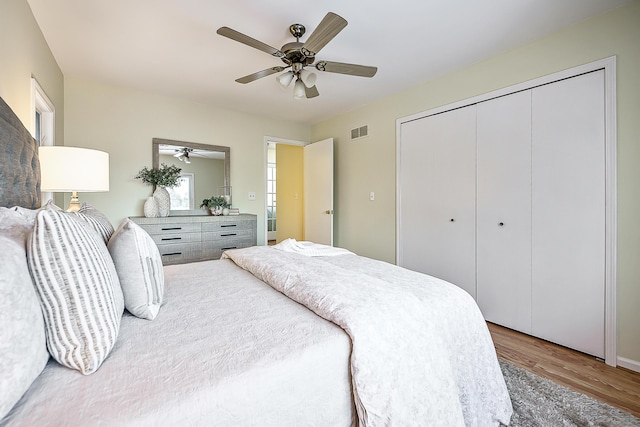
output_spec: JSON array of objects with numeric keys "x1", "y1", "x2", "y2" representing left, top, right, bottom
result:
[
  {"x1": 499, "y1": 222, "x2": 504, "y2": 226},
  {"x1": 450, "y1": 218, "x2": 455, "y2": 222}
]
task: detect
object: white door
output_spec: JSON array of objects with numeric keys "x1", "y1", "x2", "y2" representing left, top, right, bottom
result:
[
  {"x1": 476, "y1": 90, "x2": 532, "y2": 334},
  {"x1": 398, "y1": 106, "x2": 477, "y2": 298},
  {"x1": 531, "y1": 70, "x2": 605, "y2": 358},
  {"x1": 304, "y1": 138, "x2": 333, "y2": 245}
]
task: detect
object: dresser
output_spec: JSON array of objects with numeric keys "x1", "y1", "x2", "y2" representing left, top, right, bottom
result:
[{"x1": 130, "y1": 214, "x2": 257, "y2": 265}]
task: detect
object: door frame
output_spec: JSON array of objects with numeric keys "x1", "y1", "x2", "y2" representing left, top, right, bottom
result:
[
  {"x1": 396, "y1": 56, "x2": 617, "y2": 366},
  {"x1": 263, "y1": 136, "x2": 307, "y2": 245}
]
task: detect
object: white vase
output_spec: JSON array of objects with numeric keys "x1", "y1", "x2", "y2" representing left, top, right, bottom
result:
[
  {"x1": 222, "y1": 208, "x2": 230, "y2": 216},
  {"x1": 143, "y1": 197, "x2": 159, "y2": 218},
  {"x1": 210, "y1": 206, "x2": 223, "y2": 216},
  {"x1": 153, "y1": 187, "x2": 171, "y2": 217}
]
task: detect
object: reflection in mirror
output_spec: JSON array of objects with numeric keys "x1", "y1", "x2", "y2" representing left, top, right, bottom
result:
[{"x1": 152, "y1": 138, "x2": 230, "y2": 216}]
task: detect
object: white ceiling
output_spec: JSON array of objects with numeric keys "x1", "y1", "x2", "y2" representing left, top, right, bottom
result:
[{"x1": 27, "y1": 0, "x2": 630, "y2": 125}]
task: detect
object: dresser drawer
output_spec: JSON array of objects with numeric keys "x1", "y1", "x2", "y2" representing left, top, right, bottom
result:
[
  {"x1": 149, "y1": 232, "x2": 201, "y2": 245},
  {"x1": 157, "y1": 242, "x2": 203, "y2": 266},
  {"x1": 202, "y1": 228, "x2": 254, "y2": 241},
  {"x1": 202, "y1": 221, "x2": 252, "y2": 232},
  {"x1": 202, "y1": 237, "x2": 255, "y2": 259},
  {"x1": 137, "y1": 222, "x2": 201, "y2": 235}
]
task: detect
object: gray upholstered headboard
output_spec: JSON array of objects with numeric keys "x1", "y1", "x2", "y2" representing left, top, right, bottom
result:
[{"x1": 0, "y1": 96, "x2": 41, "y2": 209}]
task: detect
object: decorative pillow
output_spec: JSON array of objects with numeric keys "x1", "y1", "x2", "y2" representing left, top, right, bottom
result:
[
  {"x1": 71, "y1": 203, "x2": 114, "y2": 244},
  {"x1": 27, "y1": 209, "x2": 124, "y2": 375},
  {"x1": 11, "y1": 199, "x2": 61, "y2": 225},
  {"x1": 0, "y1": 208, "x2": 49, "y2": 419},
  {"x1": 108, "y1": 218, "x2": 165, "y2": 320}
]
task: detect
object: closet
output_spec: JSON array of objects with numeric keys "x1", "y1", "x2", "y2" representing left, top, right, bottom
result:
[{"x1": 398, "y1": 68, "x2": 608, "y2": 359}]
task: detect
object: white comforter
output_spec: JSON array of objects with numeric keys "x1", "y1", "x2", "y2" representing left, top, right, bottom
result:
[
  {"x1": 223, "y1": 246, "x2": 513, "y2": 427},
  {"x1": 3, "y1": 259, "x2": 354, "y2": 426}
]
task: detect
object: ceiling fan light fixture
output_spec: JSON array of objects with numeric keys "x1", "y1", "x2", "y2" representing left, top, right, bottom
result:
[
  {"x1": 277, "y1": 71, "x2": 295, "y2": 88},
  {"x1": 293, "y1": 78, "x2": 306, "y2": 99},
  {"x1": 299, "y1": 69, "x2": 317, "y2": 88}
]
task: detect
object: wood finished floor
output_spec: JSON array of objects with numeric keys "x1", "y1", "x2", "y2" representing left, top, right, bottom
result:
[{"x1": 488, "y1": 322, "x2": 640, "y2": 418}]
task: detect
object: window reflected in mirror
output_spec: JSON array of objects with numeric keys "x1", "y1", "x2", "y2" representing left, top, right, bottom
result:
[{"x1": 167, "y1": 173, "x2": 194, "y2": 210}]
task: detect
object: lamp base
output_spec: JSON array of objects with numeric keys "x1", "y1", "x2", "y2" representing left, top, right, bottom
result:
[{"x1": 66, "y1": 191, "x2": 81, "y2": 212}]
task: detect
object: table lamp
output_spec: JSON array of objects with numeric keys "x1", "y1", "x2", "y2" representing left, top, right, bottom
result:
[{"x1": 39, "y1": 146, "x2": 109, "y2": 212}]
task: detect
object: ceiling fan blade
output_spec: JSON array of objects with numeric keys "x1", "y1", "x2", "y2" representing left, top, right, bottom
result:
[
  {"x1": 301, "y1": 12, "x2": 347, "y2": 57},
  {"x1": 305, "y1": 85, "x2": 319, "y2": 98},
  {"x1": 315, "y1": 60, "x2": 377, "y2": 78},
  {"x1": 217, "y1": 27, "x2": 285, "y2": 58},
  {"x1": 235, "y1": 67, "x2": 286, "y2": 84}
]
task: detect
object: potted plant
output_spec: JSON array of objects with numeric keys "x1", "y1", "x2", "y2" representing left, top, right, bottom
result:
[
  {"x1": 200, "y1": 195, "x2": 230, "y2": 216},
  {"x1": 135, "y1": 163, "x2": 182, "y2": 217}
]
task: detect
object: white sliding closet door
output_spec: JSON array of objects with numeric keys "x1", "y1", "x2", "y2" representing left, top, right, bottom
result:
[
  {"x1": 399, "y1": 106, "x2": 476, "y2": 298},
  {"x1": 476, "y1": 91, "x2": 532, "y2": 334},
  {"x1": 531, "y1": 70, "x2": 605, "y2": 358}
]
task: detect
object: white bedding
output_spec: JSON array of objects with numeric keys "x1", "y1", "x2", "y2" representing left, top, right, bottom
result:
[
  {"x1": 223, "y1": 246, "x2": 513, "y2": 426},
  {"x1": 2, "y1": 259, "x2": 354, "y2": 427}
]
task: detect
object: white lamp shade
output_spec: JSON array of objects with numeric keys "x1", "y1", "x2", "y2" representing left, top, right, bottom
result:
[
  {"x1": 277, "y1": 71, "x2": 295, "y2": 88},
  {"x1": 39, "y1": 146, "x2": 109, "y2": 192},
  {"x1": 299, "y1": 69, "x2": 317, "y2": 88},
  {"x1": 293, "y1": 78, "x2": 306, "y2": 99}
]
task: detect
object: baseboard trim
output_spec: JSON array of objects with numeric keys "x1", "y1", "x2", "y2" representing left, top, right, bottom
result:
[{"x1": 617, "y1": 356, "x2": 640, "y2": 373}]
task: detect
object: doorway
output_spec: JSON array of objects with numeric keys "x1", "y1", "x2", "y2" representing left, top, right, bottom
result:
[
  {"x1": 265, "y1": 137, "x2": 306, "y2": 245},
  {"x1": 263, "y1": 136, "x2": 334, "y2": 246}
]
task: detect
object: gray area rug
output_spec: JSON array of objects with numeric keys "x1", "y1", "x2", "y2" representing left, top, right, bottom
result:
[{"x1": 500, "y1": 360, "x2": 640, "y2": 426}]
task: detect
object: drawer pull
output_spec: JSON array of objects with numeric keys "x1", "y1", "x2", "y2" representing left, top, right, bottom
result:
[
  {"x1": 221, "y1": 224, "x2": 237, "y2": 228},
  {"x1": 221, "y1": 233, "x2": 237, "y2": 237},
  {"x1": 162, "y1": 252, "x2": 182, "y2": 256},
  {"x1": 221, "y1": 246, "x2": 237, "y2": 250},
  {"x1": 162, "y1": 227, "x2": 182, "y2": 231},
  {"x1": 161, "y1": 237, "x2": 182, "y2": 241}
]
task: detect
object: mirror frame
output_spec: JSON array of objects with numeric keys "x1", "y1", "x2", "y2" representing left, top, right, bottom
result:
[{"x1": 152, "y1": 138, "x2": 230, "y2": 215}]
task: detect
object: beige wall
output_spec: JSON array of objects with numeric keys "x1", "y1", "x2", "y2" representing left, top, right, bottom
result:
[
  {"x1": 312, "y1": 1, "x2": 640, "y2": 364},
  {"x1": 0, "y1": 0, "x2": 64, "y2": 150},
  {"x1": 64, "y1": 77, "x2": 310, "y2": 244}
]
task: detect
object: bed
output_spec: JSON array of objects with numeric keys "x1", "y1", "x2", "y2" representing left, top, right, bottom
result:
[{"x1": 0, "y1": 95, "x2": 513, "y2": 426}]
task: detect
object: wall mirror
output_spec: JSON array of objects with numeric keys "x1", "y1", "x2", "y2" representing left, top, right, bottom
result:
[{"x1": 152, "y1": 138, "x2": 230, "y2": 216}]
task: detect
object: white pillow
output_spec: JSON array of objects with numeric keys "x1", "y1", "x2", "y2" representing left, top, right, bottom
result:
[
  {"x1": 0, "y1": 208, "x2": 49, "y2": 419},
  {"x1": 108, "y1": 218, "x2": 164, "y2": 320},
  {"x1": 72, "y1": 203, "x2": 114, "y2": 244},
  {"x1": 27, "y1": 209, "x2": 124, "y2": 375}
]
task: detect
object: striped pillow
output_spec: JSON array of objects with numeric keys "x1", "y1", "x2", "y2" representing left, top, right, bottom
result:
[
  {"x1": 27, "y1": 209, "x2": 124, "y2": 375},
  {"x1": 108, "y1": 218, "x2": 164, "y2": 320},
  {"x1": 72, "y1": 203, "x2": 114, "y2": 244}
]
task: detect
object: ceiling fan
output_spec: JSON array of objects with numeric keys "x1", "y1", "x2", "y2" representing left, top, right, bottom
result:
[
  {"x1": 217, "y1": 12, "x2": 377, "y2": 99},
  {"x1": 174, "y1": 147, "x2": 192, "y2": 164}
]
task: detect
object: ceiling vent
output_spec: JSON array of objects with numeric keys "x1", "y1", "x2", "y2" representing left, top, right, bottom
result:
[{"x1": 350, "y1": 125, "x2": 368, "y2": 140}]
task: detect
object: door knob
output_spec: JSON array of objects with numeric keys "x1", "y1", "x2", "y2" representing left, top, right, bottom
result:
[
  {"x1": 499, "y1": 222, "x2": 504, "y2": 226},
  {"x1": 450, "y1": 218, "x2": 455, "y2": 222},
  {"x1": 325, "y1": 210, "x2": 334, "y2": 215}
]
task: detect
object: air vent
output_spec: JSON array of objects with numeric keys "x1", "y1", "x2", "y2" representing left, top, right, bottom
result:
[{"x1": 350, "y1": 125, "x2": 369, "y2": 140}]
